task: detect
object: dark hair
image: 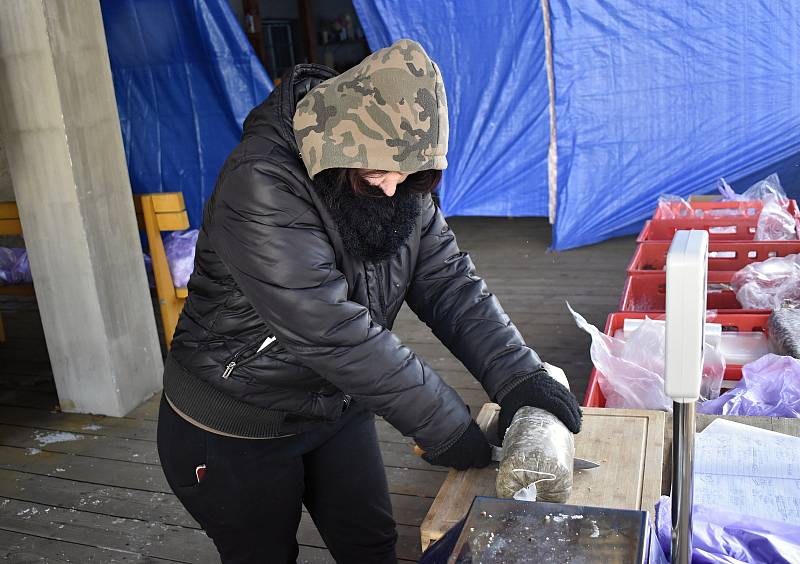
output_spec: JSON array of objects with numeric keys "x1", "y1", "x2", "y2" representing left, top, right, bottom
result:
[{"x1": 329, "y1": 168, "x2": 442, "y2": 197}]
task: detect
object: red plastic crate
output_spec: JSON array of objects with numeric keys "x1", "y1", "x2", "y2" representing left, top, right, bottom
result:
[
  {"x1": 639, "y1": 218, "x2": 760, "y2": 242},
  {"x1": 652, "y1": 199, "x2": 798, "y2": 220},
  {"x1": 627, "y1": 241, "x2": 800, "y2": 274},
  {"x1": 582, "y1": 311, "x2": 770, "y2": 408},
  {"x1": 619, "y1": 271, "x2": 757, "y2": 313}
]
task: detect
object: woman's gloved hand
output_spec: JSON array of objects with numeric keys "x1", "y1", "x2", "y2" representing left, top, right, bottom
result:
[
  {"x1": 498, "y1": 365, "x2": 582, "y2": 438},
  {"x1": 422, "y1": 420, "x2": 493, "y2": 470}
]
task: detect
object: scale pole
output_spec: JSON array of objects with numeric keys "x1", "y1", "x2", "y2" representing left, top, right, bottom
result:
[
  {"x1": 671, "y1": 401, "x2": 695, "y2": 564},
  {"x1": 664, "y1": 230, "x2": 707, "y2": 564}
]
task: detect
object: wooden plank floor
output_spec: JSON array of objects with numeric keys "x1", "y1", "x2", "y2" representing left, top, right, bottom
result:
[{"x1": 0, "y1": 217, "x2": 635, "y2": 562}]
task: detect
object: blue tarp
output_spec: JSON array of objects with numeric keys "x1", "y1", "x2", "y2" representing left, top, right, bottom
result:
[
  {"x1": 550, "y1": 0, "x2": 800, "y2": 250},
  {"x1": 101, "y1": 0, "x2": 800, "y2": 249},
  {"x1": 353, "y1": 0, "x2": 550, "y2": 217},
  {"x1": 100, "y1": 0, "x2": 272, "y2": 227}
]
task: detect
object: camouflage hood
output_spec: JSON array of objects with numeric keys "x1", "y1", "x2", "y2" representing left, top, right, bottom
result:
[{"x1": 293, "y1": 39, "x2": 449, "y2": 179}]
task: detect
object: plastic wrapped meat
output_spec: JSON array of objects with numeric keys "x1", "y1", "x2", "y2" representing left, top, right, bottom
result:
[
  {"x1": 496, "y1": 406, "x2": 575, "y2": 503},
  {"x1": 755, "y1": 200, "x2": 799, "y2": 240},
  {"x1": 769, "y1": 308, "x2": 800, "y2": 358},
  {"x1": 731, "y1": 254, "x2": 800, "y2": 310}
]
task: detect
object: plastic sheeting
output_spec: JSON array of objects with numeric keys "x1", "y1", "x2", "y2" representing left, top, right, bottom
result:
[
  {"x1": 655, "y1": 495, "x2": 800, "y2": 563},
  {"x1": 698, "y1": 354, "x2": 800, "y2": 418},
  {"x1": 100, "y1": 0, "x2": 272, "y2": 227},
  {"x1": 353, "y1": 0, "x2": 549, "y2": 217},
  {"x1": 550, "y1": 1, "x2": 800, "y2": 250}
]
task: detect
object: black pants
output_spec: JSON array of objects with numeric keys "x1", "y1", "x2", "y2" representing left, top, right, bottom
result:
[{"x1": 157, "y1": 396, "x2": 397, "y2": 563}]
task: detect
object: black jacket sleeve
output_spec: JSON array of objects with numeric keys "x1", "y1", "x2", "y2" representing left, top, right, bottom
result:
[
  {"x1": 405, "y1": 196, "x2": 546, "y2": 403},
  {"x1": 207, "y1": 160, "x2": 472, "y2": 453}
]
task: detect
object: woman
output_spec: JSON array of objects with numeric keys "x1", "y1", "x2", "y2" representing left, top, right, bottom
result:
[{"x1": 157, "y1": 39, "x2": 581, "y2": 563}]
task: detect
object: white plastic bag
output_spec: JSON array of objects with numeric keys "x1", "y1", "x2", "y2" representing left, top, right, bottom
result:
[
  {"x1": 731, "y1": 253, "x2": 800, "y2": 310},
  {"x1": 569, "y1": 304, "x2": 725, "y2": 411}
]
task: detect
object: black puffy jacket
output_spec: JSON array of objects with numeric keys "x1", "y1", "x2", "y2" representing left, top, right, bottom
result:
[{"x1": 164, "y1": 64, "x2": 545, "y2": 454}]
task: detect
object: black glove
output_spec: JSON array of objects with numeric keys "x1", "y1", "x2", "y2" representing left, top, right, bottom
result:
[
  {"x1": 498, "y1": 369, "x2": 582, "y2": 438},
  {"x1": 422, "y1": 420, "x2": 493, "y2": 470}
]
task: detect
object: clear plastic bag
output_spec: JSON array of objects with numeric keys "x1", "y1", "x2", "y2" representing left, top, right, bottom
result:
[
  {"x1": 718, "y1": 173, "x2": 788, "y2": 204},
  {"x1": 0, "y1": 247, "x2": 32, "y2": 286},
  {"x1": 496, "y1": 406, "x2": 575, "y2": 503},
  {"x1": 163, "y1": 229, "x2": 199, "y2": 287},
  {"x1": 716, "y1": 173, "x2": 798, "y2": 239},
  {"x1": 731, "y1": 253, "x2": 800, "y2": 310},
  {"x1": 698, "y1": 354, "x2": 800, "y2": 417},
  {"x1": 569, "y1": 304, "x2": 725, "y2": 411},
  {"x1": 716, "y1": 177, "x2": 738, "y2": 201},
  {"x1": 657, "y1": 194, "x2": 695, "y2": 219},
  {"x1": 755, "y1": 199, "x2": 799, "y2": 240}
]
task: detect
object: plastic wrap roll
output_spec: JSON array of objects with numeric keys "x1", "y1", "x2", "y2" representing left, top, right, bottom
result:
[{"x1": 496, "y1": 406, "x2": 575, "y2": 502}]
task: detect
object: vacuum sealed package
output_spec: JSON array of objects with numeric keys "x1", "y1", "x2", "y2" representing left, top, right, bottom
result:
[
  {"x1": 768, "y1": 308, "x2": 800, "y2": 358},
  {"x1": 496, "y1": 406, "x2": 575, "y2": 503},
  {"x1": 731, "y1": 254, "x2": 800, "y2": 310}
]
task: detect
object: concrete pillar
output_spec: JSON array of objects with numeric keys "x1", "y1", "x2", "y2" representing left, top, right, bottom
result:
[
  {"x1": 0, "y1": 0, "x2": 163, "y2": 416},
  {"x1": 0, "y1": 143, "x2": 13, "y2": 201}
]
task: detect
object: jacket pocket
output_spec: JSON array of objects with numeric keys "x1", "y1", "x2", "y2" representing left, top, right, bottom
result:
[{"x1": 220, "y1": 334, "x2": 278, "y2": 380}]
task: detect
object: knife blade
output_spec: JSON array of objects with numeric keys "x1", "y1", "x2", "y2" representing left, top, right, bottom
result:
[{"x1": 490, "y1": 445, "x2": 599, "y2": 470}]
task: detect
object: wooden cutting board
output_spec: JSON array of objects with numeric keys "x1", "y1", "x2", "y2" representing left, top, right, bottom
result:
[{"x1": 419, "y1": 404, "x2": 665, "y2": 550}]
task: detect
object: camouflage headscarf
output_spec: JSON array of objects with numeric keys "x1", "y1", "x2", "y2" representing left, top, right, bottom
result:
[{"x1": 293, "y1": 39, "x2": 449, "y2": 179}]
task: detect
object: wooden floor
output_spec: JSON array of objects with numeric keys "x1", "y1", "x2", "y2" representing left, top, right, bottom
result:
[{"x1": 0, "y1": 217, "x2": 636, "y2": 563}]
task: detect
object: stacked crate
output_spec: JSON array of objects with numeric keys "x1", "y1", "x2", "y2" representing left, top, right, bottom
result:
[{"x1": 583, "y1": 199, "x2": 800, "y2": 407}]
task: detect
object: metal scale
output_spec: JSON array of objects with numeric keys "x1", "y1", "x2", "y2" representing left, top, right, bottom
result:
[{"x1": 665, "y1": 229, "x2": 710, "y2": 563}]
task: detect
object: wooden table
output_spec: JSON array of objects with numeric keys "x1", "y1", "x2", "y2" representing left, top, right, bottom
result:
[
  {"x1": 419, "y1": 404, "x2": 666, "y2": 550},
  {"x1": 420, "y1": 404, "x2": 800, "y2": 551}
]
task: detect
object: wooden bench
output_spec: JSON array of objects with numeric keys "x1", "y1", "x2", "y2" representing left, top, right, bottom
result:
[
  {"x1": 0, "y1": 193, "x2": 189, "y2": 349},
  {"x1": 134, "y1": 193, "x2": 190, "y2": 350}
]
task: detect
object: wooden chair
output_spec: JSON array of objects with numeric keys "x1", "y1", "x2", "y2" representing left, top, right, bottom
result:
[
  {"x1": 133, "y1": 193, "x2": 190, "y2": 350},
  {"x1": 0, "y1": 193, "x2": 190, "y2": 349}
]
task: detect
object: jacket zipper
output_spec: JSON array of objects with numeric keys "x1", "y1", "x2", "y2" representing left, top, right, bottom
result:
[
  {"x1": 222, "y1": 335, "x2": 277, "y2": 379},
  {"x1": 373, "y1": 262, "x2": 389, "y2": 324}
]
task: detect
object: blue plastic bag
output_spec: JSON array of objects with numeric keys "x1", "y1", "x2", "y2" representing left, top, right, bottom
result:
[
  {"x1": 655, "y1": 495, "x2": 800, "y2": 563},
  {"x1": 0, "y1": 247, "x2": 32, "y2": 286},
  {"x1": 699, "y1": 354, "x2": 800, "y2": 418},
  {"x1": 163, "y1": 229, "x2": 199, "y2": 288}
]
